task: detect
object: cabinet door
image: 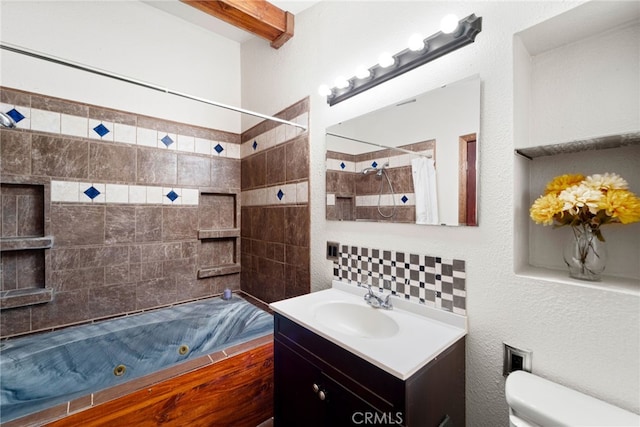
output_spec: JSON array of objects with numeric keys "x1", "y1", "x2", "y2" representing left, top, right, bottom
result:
[
  {"x1": 321, "y1": 371, "x2": 400, "y2": 426},
  {"x1": 274, "y1": 341, "x2": 327, "y2": 427},
  {"x1": 275, "y1": 341, "x2": 396, "y2": 427}
]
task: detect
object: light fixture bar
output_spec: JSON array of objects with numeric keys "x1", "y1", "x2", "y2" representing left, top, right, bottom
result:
[{"x1": 326, "y1": 14, "x2": 482, "y2": 106}]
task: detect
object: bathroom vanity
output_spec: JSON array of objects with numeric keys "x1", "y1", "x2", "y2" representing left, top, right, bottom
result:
[{"x1": 270, "y1": 281, "x2": 467, "y2": 426}]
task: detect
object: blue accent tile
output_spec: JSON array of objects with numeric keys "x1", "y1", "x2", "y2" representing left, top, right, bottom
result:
[
  {"x1": 214, "y1": 143, "x2": 224, "y2": 154},
  {"x1": 252, "y1": 140, "x2": 258, "y2": 150},
  {"x1": 166, "y1": 190, "x2": 179, "y2": 202},
  {"x1": 340, "y1": 162, "x2": 346, "y2": 170},
  {"x1": 371, "y1": 161, "x2": 378, "y2": 168},
  {"x1": 93, "y1": 123, "x2": 110, "y2": 137},
  {"x1": 84, "y1": 186, "x2": 101, "y2": 200},
  {"x1": 401, "y1": 195, "x2": 408, "y2": 204},
  {"x1": 6, "y1": 108, "x2": 25, "y2": 123},
  {"x1": 277, "y1": 189, "x2": 284, "y2": 200},
  {"x1": 161, "y1": 135, "x2": 174, "y2": 147}
]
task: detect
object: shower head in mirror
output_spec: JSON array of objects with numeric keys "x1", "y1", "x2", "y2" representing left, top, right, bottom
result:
[{"x1": 0, "y1": 111, "x2": 17, "y2": 128}]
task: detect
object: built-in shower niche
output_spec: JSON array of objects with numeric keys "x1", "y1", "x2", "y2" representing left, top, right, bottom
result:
[
  {"x1": 197, "y1": 191, "x2": 240, "y2": 279},
  {"x1": 0, "y1": 183, "x2": 53, "y2": 309}
]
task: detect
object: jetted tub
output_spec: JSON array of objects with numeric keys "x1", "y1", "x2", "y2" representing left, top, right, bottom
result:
[{"x1": 0, "y1": 294, "x2": 273, "y2": 425}]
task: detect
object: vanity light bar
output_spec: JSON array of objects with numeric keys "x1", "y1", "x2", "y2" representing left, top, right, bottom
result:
[{"x1": 325, "y1": 14, "x2": 482, "y2": 106}]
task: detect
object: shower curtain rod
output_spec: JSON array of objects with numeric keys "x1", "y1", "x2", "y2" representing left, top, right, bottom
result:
[
  {"x1": 0, "y1": 42, "x2": 307, "y2": 130},
  {"x1": 326, "y1": 132, "x2": 433, "y2": 159}
]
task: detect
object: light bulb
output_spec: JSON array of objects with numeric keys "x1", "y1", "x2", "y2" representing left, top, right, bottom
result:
[
  {"x1": 440, "y1": 14, "x2": 459, "y2": 34},
  {"x1": 318, "y1": 84, "x2": 332, "y2": 97},
  {"x1": 334, "y1": 76, "x2": 349, "y2": 89},
  {"x1": 408, "y1": 34, "x2": 424, "y2": 51},
  {"x1": 378, "y1": 52, "x2": 395, "y2": 68},
  {"x1": 355, "y1": 65, "x2": 370, "y2": 79}
]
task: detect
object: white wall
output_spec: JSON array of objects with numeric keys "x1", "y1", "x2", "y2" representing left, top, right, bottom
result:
[
  {"x1": 529, "y1": 21, "x2": 639, "y2": 147},
  {"x1": 0, "y1": 1, "x2": 241, "y2": 132},
  {"x1": 241, "y1": 1, "x2": 640, "y2": 425}
]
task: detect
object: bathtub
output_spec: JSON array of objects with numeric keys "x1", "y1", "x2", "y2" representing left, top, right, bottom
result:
[{"x1": 0, "y1": 294, "x2": 274, "y2": 426}]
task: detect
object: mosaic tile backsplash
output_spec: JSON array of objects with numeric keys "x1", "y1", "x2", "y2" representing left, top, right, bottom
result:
[{"x1": 333, "y1": 245, "x2": 466, "y2": 315}]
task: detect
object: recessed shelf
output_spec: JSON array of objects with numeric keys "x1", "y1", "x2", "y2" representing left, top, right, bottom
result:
[
  {"x1": 0, "y1": 288, "x2": 53, "y2": 310},
  {"x1": 515, "y1": 132, "x2": 640, "y2": 159},
  {"x1": 197, "y1": 229, "x2": 240, "y2": 239},
  {"x1": 197, "y1": 264, "x2": 242, "y2": 279},
  {"x1": 516, "y1": 265, "x2": 639, "y2": 297},
  {"x1": 0, "y1": 236, "x2": 54, "y2": 252}
]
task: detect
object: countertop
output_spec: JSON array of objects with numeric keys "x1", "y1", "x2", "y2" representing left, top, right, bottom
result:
[{"x1": 270, "y1": 280, "x2": 467, "y2": 380}]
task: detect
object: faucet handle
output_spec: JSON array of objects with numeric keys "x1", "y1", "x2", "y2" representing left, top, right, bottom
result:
[{"x1": 382, "y1": 294, "x2": 393, "y2": 310}]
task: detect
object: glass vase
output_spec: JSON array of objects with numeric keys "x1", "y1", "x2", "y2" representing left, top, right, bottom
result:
[{"x1": 563, "y1": 225, "x2": 607, "y2": 281}]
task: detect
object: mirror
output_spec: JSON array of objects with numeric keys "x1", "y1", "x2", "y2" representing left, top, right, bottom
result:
[{"x1": 325, "y1": 75, "x2": 480, "y2": 226}]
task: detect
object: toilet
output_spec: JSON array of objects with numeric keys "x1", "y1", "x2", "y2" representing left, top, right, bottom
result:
[{"x1": 505, "y1": 371, "x2": 640, "y2": 426}]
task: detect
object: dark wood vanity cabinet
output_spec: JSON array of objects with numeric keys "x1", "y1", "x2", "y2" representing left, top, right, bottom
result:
[{"x1": 274, "y1": 313, "x2": 465, "y2": 427}]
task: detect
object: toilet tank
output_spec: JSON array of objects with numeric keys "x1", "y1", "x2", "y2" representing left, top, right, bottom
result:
[{"x1": 505, "y1": 371, "x2": 640, "y2": 427}]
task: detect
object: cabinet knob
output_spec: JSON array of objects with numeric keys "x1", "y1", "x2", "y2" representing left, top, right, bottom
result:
[
  {"x1": 318, "y1": 390, "x2": 326, "y2": 401},
  {"x1": 312, "y1": 383, "x2": 320, "y2": 393}
]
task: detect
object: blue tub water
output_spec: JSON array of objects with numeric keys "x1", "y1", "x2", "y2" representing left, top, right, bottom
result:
[{"x1": 0, "y1": 295, "x2": 273, "y2": 423}]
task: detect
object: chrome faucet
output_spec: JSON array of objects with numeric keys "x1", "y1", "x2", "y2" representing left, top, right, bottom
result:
[{"x1": 364, "y1": 285, "x2": 393, "y2": 310}]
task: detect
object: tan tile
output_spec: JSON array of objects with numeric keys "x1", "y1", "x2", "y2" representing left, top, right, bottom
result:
[
  {"x1": 212, "y1": 157, "x2": 240, "y2": 190},
  {"x1": 162, "y1": 207, "x2": 197, "y2": 241},
  {"x1": 88, "y1": 106, "x2": 136, "y2": 126},
  {"x1": 89, "y1": 283, "x2": 136, "y2": 318},
  {"x1": 266, "y1": 145, "x2": 286, "y2": 186},
  {"x1": 89, "y1": 143, "x2": 136, "y2": 182},
  {"x1": 51, "y1": 205, "x2": 104, "y2": 247},
  {"x1": 32, "y1": 94, "x2": 88, "y2": 116},
  {"x1": 31, "y1": 289, "x2": 90, "y2": 330},
  {"x1": 0, "y1": 87, "x2": 31, "y2": 107},
  {"x1": 139, "y1": 242, "x2": 182, "y2": 262},
  {"x1": 285, "y1": 136, "x2": 309, "y2": 182},
  {"x1": 51, "y1": 246, "x2": 129, "y2": 270},
  {"x1": 177, "y1": 154, "x2": 211, "y2": 187},
  {"x1": 50, "y1": 267, "x2": 105, "y2": 292},
  {"x1": 105, "y1": 206, "x2": 136, "y2": 245},
  {"x1": 31, "y1": 135, "x2": 89, "y2": 179},
  {"x1": 135, "y1": 277, "x2": 176, "y2": 309},
  {"x1": 284, "y1": 206, "x2": 309, "y2": 247},
  {"x1": 137, "y1": 148, "x2": 176, "y2": 185},
  {"x1": 0, "y1": 130, "x2": 32, "y2": 175},
  {"x1": 135, "y1": 206, "x2": 162, "y2": 242}
]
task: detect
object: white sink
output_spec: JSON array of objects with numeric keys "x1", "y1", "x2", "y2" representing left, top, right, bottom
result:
[
  {"x1": 270, "y1": 281, "x2": 467, "y2": 379},
  {"x1": 313, "y1": 302, "x2": 399, "y2": 339}
]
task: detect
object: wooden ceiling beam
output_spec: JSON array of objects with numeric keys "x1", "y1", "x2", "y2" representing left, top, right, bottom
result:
[{"x1": 180, "y1": 0, "x2": 295, "y2": 49}]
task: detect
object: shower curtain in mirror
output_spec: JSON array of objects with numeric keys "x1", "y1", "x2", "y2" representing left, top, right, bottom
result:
[{"x1": 411, "y1": 157, "x2": 439, "y2": 225}]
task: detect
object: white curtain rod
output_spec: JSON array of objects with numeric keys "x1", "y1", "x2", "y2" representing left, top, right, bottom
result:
[
  {"x1": 326, "y1": 132, "x2": 433, "y2": 159},
  {"x1": 0, "y1": 42, "x2": 307, "y2": 131}
]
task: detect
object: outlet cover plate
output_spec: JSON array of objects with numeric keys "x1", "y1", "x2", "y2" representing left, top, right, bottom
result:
[{"x1": 503, "y1": 343, "x2": 532, "y2": 376}]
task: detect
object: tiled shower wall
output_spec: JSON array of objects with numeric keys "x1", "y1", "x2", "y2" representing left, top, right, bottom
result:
[
  {"x1": 326, "y1": 140, "x2": 435, "y2": 222},
  {"x1": 0, "y1": 87, "x2": 242, "y2": 338},
  {"x1": 240, "y1": 99, "x2": 310, "y2": 303},
  {"x1": 334, "y1": 244, "x2": 466, "y2": 315}
]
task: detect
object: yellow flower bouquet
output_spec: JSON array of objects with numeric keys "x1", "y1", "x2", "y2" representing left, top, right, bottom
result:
[{"x1": 530, "y1": 173, "x2": 640, "y2": 280}]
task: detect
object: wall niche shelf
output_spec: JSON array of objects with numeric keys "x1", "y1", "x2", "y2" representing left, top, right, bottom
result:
[
  {"x1": 0, "y1": 183, "x2": 53, "y2": 309},
  {"x1": 515, "y1": 132, "x2": 640, "y2": 160},
  {"x1": 516, "y1": 266, "x2": 639, "y2": 297},
  {"x1": 513, "y1": 2, "x2": 640, "y2": 294},
  {"x1": 197, "y1": 191, "x2": 241, "y2": 280}
]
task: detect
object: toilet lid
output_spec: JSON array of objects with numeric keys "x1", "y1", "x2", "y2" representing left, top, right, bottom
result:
[
  {"x1": 505, "y1": 371, "x2": 640, "y2": 426},
  {"x1": 509, "y1": 413, "x2": 538, "y2": 427}
]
